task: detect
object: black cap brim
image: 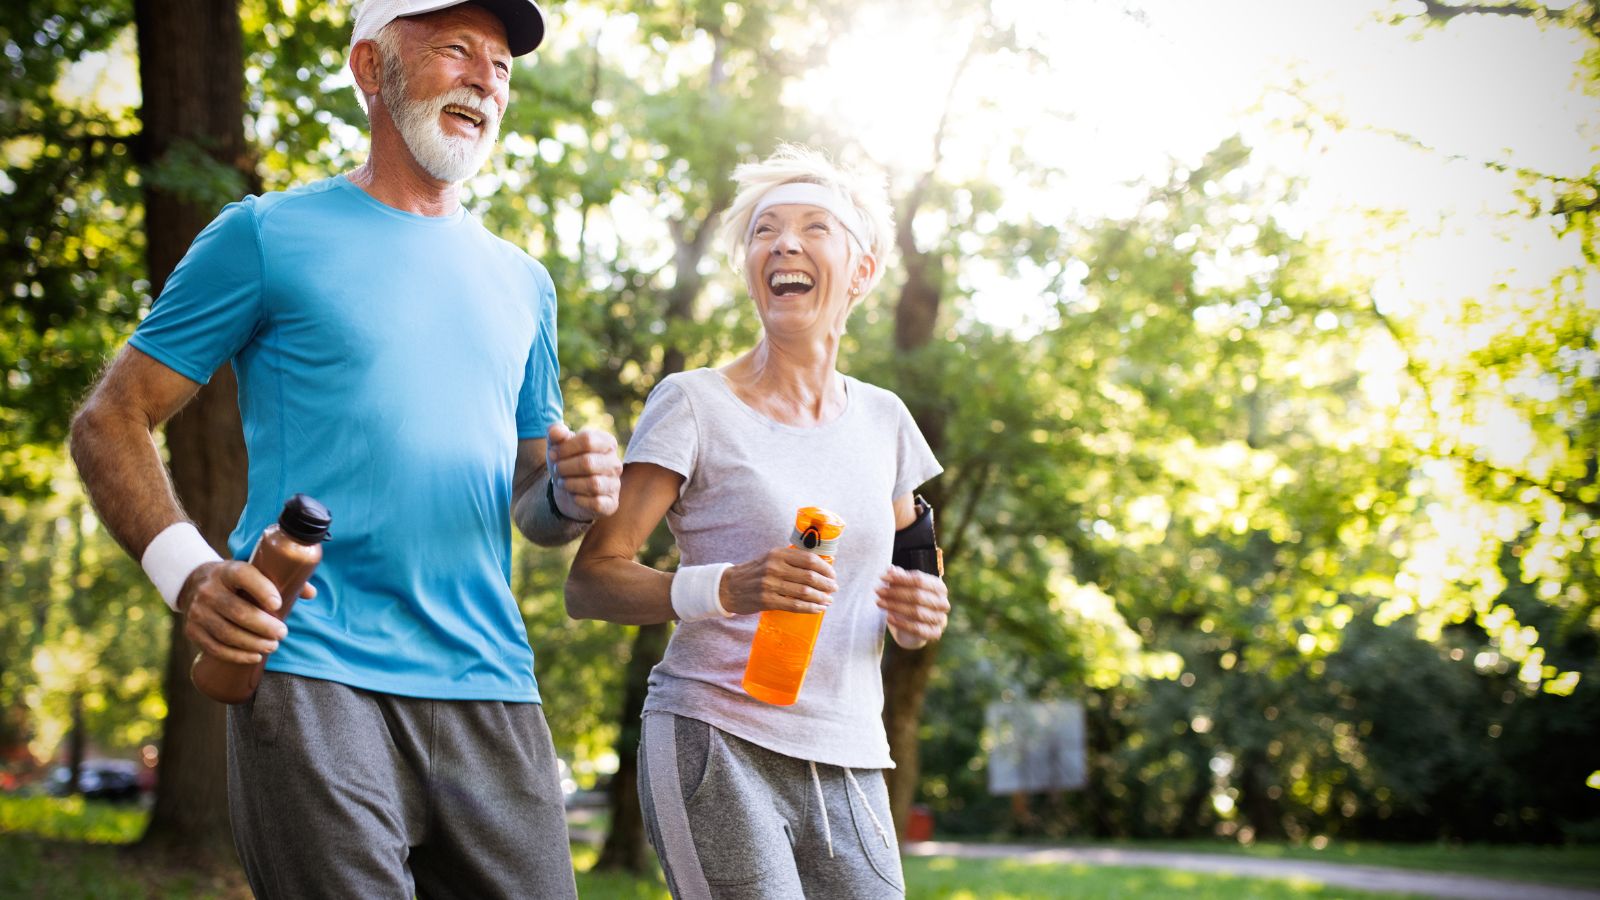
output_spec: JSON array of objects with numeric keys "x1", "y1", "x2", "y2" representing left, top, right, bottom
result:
[{"x1": 474, "y1": 0, "x2": 545, "y2": 56}]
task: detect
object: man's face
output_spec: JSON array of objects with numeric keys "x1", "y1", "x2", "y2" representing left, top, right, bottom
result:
[{"x1": 380, "y1": 4, "x2": 512, "y2": 184}]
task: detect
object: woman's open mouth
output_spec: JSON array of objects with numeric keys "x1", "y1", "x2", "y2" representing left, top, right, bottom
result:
[{"x1": 769, "y1": 271, "x2": 814, "y2": 297}]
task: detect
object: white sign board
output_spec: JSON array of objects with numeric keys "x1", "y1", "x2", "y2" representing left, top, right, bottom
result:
[{"x1": 985, "y1": 699, "x2": 1087, "y2": 794}]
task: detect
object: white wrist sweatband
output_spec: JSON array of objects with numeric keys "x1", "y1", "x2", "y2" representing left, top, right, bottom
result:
[
  {"x1": 671, "y1": 563, "x2": 733, "y2": 622},
  {"x1": 141, "y1": 522, "x2": 223, "y2": 612}
]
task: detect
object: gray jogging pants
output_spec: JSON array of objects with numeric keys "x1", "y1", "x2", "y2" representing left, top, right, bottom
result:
[
  {"x1": 639, "y1": 711, "x2": 905, "y2": 899},
  {"x1": 226, "y1": 671, "x2": 578, "y2": 900}
]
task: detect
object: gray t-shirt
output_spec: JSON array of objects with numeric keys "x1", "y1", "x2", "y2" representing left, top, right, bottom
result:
[{"x1": 626, "y1": 368, "x2": 942, "y2": 769}]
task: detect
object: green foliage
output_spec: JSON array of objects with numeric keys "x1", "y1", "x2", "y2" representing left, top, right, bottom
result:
[
  {"x1": 904, "y1": 136, "x2": 1600, "y2": 843},
  {"x1": 0, "y1": 459, "x2": 168, "y2": 769},
  {"x1": 512, "y1": 540, "x2": 630, "y2": 776},
  {"x1": 2, "y1": 0, "x2": 1596, "y2": 859},
  {"x1": 141, "y1": 140, "x2": 249, "y2": 211},
  {"x1": 243, "y1": 0, "x2": 365, "y2": 187},
  {"x1": 0, "y1": 4, "x2": 144, "y2": 498}
]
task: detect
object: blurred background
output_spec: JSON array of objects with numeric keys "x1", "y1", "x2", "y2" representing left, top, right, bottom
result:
[{"x1": 1, "y1": 0, "x2": 1597, "y2": 890}]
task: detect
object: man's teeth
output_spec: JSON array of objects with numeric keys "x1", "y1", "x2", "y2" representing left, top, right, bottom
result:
[
  {"x1": 769, "y1": 272, "x2": 814, "y2": 289},
  {"x1": 444, "y1": 105, "x2": 483, "y2": 126}
]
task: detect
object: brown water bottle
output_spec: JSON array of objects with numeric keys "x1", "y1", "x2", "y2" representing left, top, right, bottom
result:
[
  {"x1": 191, "y1": 494, "x2": 331, "y2": 705},
  {"x1": 742, "y1": 507, "x2": 845, "y2": 706}
]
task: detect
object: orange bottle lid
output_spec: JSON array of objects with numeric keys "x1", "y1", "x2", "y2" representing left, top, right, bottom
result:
[{"x1": 792, "y1": 507, "x2": 845, "y2": 555}]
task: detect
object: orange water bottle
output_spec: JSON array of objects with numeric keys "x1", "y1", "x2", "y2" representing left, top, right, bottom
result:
[{"x1": 742, "y1": 507, "x2": 845, "y2": 706}]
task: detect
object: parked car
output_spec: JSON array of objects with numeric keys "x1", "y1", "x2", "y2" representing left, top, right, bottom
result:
[
  {"x1": 46, "y1": 759, "x2": 143, "y2": 803},
  {"x1": 564, "y1": 773, "x2": 611, "y2": 811}
]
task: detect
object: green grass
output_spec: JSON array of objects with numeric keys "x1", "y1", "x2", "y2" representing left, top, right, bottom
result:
[
  {"x1": 1118, "y1": 838, "x2": 1600, "y2": 889},
  {"x1": 0, "y1": 834, "x2": 246, "y2": 900},
  {"x1": 0, "y1": 794, "x2": 146, "y2": 843},
  {"x1": 903, "y1": 856, "x2": 1417, "y2": 899},
  {"x1": 571, "y1": 843, "x2": 671, "y2": 899},
  {"x1": 2, "y1": 832, "x2": 1421, "y2": 900},
  {"x1": 3, "y1": 795, "x2": 1592, "y2": 898}
]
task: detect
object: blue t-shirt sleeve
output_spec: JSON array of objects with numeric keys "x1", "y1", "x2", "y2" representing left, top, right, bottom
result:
[
  {"x1": 128, "y1": 200, "x2": 264, "y2": 384},
  {"x1": 515, "y1": 270, "x2": 563, "y2": 438}
]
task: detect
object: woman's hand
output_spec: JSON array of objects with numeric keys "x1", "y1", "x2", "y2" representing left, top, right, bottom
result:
[
  {"x1": 877, "y1": 566, "x2": 949, "y2": 649},
  {"x1": 719, "y1": 547, "x2": 838, "y2": 616}
]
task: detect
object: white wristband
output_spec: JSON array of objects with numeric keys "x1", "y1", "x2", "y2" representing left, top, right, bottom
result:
[
  {"x1": 141, "y1": 522, "x2": 223, "y2": 612},
  {"x1": 670, "y1": 563, "x2": 733, "y2": 622}
]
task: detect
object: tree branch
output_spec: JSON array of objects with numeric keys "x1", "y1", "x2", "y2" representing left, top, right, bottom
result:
[
  {"x1": 943, "y1": 459, "x2": 993, "y2": 565},
  {"x1": 1418, "y1": 0, "x2": 1542, "y2": 22},
  {"x1": 1279, "y1": 87, "x2": 1595, "y2": 192},
  {"x1": 1364, "y1": 298, "x2": 1599, "y2": 520},
  {"x1": 896, "y1": 6, "x2": 990, "y2": 243},
  {"x1": 1410, "y1": 0, "x2": 1599, "y2": 39}
]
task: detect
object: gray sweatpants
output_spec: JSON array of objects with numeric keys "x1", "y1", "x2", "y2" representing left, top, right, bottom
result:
[
  {"x1": 639, "y1": 711, "x2": 905, "y2": 899},
  {"x1": 226, "y1": 672, "x2": 577, "y2": 900}
]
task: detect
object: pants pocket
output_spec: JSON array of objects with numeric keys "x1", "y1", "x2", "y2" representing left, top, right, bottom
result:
[
  {"x1": 244, "y1": 671, "x2": 284, "y2": 747},
  {"x1": 683, "y1": 728, "x2": 774, "y2": 887},
  {"x1": 845, "y1": 771, "x2": 904, "y2": 893}
]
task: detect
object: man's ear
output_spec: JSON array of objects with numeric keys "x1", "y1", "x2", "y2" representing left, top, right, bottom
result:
[{"x1": 350, "y1": 39, "x2": 384, "y2": 100}]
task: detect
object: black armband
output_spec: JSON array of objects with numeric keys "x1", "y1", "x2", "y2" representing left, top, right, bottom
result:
[{"x1": 892, "y1": 494, "x2": 943, "y2": 576}]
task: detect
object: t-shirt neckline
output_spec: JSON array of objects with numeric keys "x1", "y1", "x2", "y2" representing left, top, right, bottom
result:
[
  {"x1": 333, "y1": 174, "x2": 469, "y2": 227},
  {"x1": 706, "y1": 368, "x2": 854, "y2": 434}
]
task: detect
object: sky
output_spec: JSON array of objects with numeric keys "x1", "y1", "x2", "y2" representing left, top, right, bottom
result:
[{"x1": 797, "y1": 0, "x2": 1598, "y2": 333}]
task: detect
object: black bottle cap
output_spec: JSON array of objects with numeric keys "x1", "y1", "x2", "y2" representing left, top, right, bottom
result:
[{"x1": 278, "y1": 494, "x2": 332, "y2": 544}]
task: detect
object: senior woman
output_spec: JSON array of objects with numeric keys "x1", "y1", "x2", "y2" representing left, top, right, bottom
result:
[{"x1": 566, "y1": 144, "x2": 949, "y2": 899}]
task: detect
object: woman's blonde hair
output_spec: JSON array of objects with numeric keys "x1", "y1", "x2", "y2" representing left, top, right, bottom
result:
[{"x1": 720, "y1": 144, "x2": 896, "y2": 297}]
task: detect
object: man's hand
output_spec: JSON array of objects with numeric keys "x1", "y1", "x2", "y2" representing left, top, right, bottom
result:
[
  {"x1": 546, "y1": 422, "x2": 622, "y2": 522},
  {"x1": 178, "y1": 561, "x2": 316, "y2": 664},
  {"x1": 877, "y1": 566, "x2": 949, "y2": 649}
]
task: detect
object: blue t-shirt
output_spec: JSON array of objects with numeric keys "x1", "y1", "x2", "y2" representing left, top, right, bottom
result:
[{"x1": 131, "y1": 175, "x2": 562, "y2": 701}]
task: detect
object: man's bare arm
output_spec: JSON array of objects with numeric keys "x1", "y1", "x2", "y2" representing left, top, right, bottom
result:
[
  {"x1": 511, "y1": 423, "x2": 622, "y2": 547},
  {"x1": 511, "y1": 436, "x2": 585, "y2": 547},
  {"x1": 70, "y1": 346, "x2": 297, "y2": 663},
  {"x1": 69, "y1": 346, "x2": 204, "y2": 559}
]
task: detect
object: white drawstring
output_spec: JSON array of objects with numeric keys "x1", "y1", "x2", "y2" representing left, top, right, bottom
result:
[
  {"x1": 810, "y1": 761, "x2": 892, "y2": 859},
  {"x1": 845, "y1": 767, "x2": 893, "y2": 849},
  {"x1": 808, "y1": 760, "x2": 835, "y2": 858}
]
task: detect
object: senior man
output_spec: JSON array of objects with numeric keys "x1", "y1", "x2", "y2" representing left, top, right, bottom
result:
[{"x1": 69, "y1": 1, "x2": 616, "y2": 896}]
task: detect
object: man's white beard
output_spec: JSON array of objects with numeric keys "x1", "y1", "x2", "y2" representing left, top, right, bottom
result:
[{"x1": 381, "y1": 49, "x2": 500, "y2": 184}]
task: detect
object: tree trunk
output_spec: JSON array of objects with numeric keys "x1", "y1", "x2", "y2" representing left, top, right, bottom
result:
[
  {"x1": 881, "y1": 639, "x2": 940, "y2": 835},
  {"x1": 882, "y1": 188, "x2": 947, "y2": 836},
  {"x1": 595, "y1": 622, "x2": 671, "y2": 871},
  {"x1": 66, "y1": 692, "x2": 84, "y2": 798},
  {"x1": 1237, "y1": 749, "x2": 1285, "y2": 841},
  {"x1": 143, "y1": 365, "x2": 248, "y2": 858},
  {"x1": 133, "y1": 0, "x2": 253, "y2": 858}
]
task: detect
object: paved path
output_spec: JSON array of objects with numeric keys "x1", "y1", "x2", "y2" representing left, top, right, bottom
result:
[{"x1": 902, "y1": 841, "x2": 1600, "y2": 900}]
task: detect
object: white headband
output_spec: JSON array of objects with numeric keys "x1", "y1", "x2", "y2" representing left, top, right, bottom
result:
[{"x1": 747, "y1": 182, "x2": 869, "y2": 254}]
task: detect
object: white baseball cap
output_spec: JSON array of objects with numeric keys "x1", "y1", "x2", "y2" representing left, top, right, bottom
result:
[{"x1": 351, "y1": 0, "x2": 545, "y2": 57}]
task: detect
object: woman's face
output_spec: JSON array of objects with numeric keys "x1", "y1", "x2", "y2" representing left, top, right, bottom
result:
[{"x1": 744, "y1": 203, "x2": 869, "y2": 339}]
